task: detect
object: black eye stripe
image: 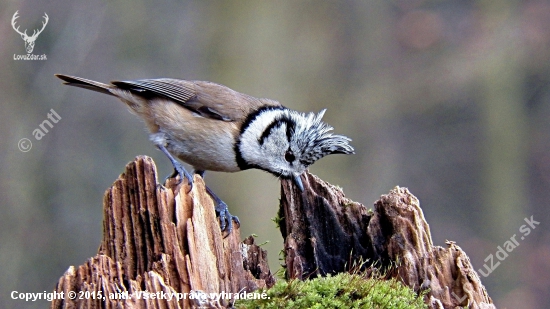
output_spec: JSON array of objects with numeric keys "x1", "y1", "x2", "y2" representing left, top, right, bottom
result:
[
  {"x1": 285, "y1": 119, "x2": 295, "y2": 142},
  {"x1": 258, "y1": 117, "x2": 295, "y2": 145},
  {"x1": 259, "y1": 119, "x2": 283, "y2": 145},
  {"x1": 240, "y1": 105, "x2": 286, "y2": 135}
]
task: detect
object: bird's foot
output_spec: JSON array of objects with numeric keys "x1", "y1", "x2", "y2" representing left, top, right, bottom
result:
[
  {"x1": 196, "y1": 170, "x2": 240, "y2": 235},
  {"x1": 164, "y1": 165, "x2": 193, "y2": 192},
  {"x1": 215, "y1": 200, "x2": 240, "y2": 236}
]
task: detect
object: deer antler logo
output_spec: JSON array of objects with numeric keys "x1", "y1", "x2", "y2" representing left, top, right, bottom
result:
[{"x1": 12, "y1": 11, "x2": 49, "y2": 54}]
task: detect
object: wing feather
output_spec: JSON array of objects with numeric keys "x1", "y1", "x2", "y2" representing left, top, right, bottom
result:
[
  {"x1": 111, "y1": 79, "x2": 280, "y2": 122},
  {"x1": 112, "y1": 79, "x2": 195, "y2": 105}
]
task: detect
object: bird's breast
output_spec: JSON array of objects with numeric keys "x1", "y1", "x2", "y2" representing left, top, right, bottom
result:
[{"x1": 150, "y1": 101, "x2": 241, "y2": 172}]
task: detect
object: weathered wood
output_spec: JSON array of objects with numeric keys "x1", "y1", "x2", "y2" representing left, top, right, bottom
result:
[
  {"x1": 51, "y1": 156, "x2": 495, "y2": 309},
  {"x1": 281, "y1": 171, "x2": 495, "y2": 309},
  {"x1": 50, "y1": 156, "x2": 274, "y2": 309},
  {"x1": 279, "y1": 171, "x2": 372, "y2": 279}
]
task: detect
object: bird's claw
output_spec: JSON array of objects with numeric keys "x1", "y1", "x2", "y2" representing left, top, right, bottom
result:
[
  {"x1": 165, "y1": 165, "x2": 194, "y2": 192},
  {"x1": 215, "y1": 201, "x2": 240, "y2": 236},
  {"x1": 177, "y1": 165, "x2": 194, "y2": 192}
]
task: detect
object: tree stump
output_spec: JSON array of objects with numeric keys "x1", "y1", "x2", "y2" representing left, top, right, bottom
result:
[
  {"x1": 51, "y1": 156, "x2": 495, "y2": 309},
  {"x1": 281, "y1": 172, "x2": 496, "y2": 309},
  {"x1": 50, "y1": 156, "x2": 274, "y2": 309}
]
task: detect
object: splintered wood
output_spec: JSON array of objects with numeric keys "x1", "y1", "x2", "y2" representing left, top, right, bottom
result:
[
  {"x1": 50, "y1": 156, "x2": 274, "y2": 309},
  {"x1": 281, "y1": 172, "x2": 496, "y2": 309},
  {"x1": 51, "y1": 156, "x2": 495, "y2": 309}
]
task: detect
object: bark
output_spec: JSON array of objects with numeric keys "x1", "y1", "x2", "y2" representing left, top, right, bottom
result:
[
  {"x1": 50, "y1": 156, "x2": 274, "y2": 309},
  {"x1": 280, "y1": 171, "x2": 496, "y2": 309}
]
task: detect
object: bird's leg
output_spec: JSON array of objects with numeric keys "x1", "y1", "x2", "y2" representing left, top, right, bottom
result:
[
  {"x1": 167, "y1": 168, "x2": 179, "y2": 179},
  {"x1": 157, "y1": 144, "x2": 194, "y2": 190},
  {"x1": 195, "y1": 170, "x2": 240, "y2": 234}
]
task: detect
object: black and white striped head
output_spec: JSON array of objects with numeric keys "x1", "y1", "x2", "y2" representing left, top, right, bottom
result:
[{"x1": 236, "y1": 107, "x2": 354, "y2": 190}]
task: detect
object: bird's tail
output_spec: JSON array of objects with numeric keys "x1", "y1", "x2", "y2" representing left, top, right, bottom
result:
[{"x1": 55, "y1": 74, "x2": 114, "y2": 96}]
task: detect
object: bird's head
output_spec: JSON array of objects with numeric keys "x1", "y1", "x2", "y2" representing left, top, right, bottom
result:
[{"x1": 237, "y1": 107, "x2": 354, "y2": 190}]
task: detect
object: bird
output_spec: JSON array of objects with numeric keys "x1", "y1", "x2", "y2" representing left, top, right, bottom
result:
[{"x1": 55, "y1": 74, "x2": 355, "y2": 234}]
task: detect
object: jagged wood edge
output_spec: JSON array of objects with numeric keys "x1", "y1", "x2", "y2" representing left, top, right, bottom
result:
[
  {"x1": 51, "y1": 156, "x2": 274, "y2": 309},
  {"x1": 280, "y1": 171, "x2": 495, "y2": 309}
]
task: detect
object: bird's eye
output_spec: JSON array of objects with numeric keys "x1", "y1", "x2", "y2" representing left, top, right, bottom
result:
[{"x1": 285, "y1": 150, "x2": 296, "y2": 162}]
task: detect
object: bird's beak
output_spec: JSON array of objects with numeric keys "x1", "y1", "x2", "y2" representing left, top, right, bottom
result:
[{"x1": 293, "y1": 174, "x2": 304, "y2": 192}]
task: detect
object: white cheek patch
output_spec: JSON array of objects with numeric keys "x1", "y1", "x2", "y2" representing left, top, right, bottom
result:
[
  {"x1": 239, "y1": 109, "x2": 285, "y2": 165},
  {"x1": 239, "y1": 110, "x2": 296, "y2": 176},
  {"x1": 241, "y1": 110, "x2": 280, "y2": 143},
  {"x1": 263, "y1": 125, "x2": 288, "y2": 150}
]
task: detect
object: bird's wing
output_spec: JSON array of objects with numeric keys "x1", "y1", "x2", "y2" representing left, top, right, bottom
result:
[{"x1": 111, "y1": 78, "x2": 280, "y2": 122}]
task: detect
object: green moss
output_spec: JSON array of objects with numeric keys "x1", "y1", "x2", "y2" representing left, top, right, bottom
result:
[
  {"x1": 272, "y1": 202, "x2": 285, "y2": 229},
  {"x1": 235, "y1": 273, "x2": 428, "y2": 309},
  {"x1": 342, "y1": 202, "x2": 354, "y2": 208},
  {"x1": 271, "y1": 215, "x2": 284, "y2": 229}
]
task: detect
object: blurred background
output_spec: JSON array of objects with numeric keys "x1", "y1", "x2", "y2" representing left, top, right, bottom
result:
[{"x1": 1, "y1": 0, "x2": 549, "y2": 308}]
